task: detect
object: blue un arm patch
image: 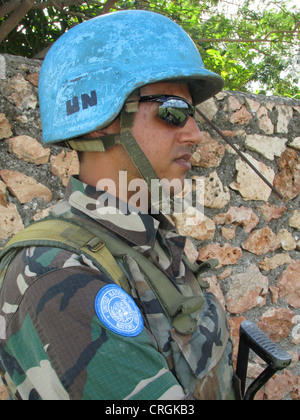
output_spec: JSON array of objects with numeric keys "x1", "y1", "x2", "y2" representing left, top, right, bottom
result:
[{"x1": 95, "y1": 284, "x2": 144, "y2": 337}]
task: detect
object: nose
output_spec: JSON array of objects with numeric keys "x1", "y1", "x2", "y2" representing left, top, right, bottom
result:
[{"x1": 178, "y1": 116, "x2": 201, "y2": 146}]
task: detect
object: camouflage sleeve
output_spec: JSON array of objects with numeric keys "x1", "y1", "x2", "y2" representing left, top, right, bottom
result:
[{"x1": 0, "y1": 247, "x2": 184, "y2": 400}]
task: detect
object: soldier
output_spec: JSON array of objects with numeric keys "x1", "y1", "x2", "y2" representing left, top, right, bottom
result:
[{"x1": 0, "y1": 10, "x2": 239, "y2": 400}]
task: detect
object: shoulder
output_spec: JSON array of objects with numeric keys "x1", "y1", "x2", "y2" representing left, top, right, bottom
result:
[
  {"x1": 5, "y1": 245, "x2": 102, "y2": 284},
  {"x1": 0, "y1": 245, "x2": 110, "y2": 328}
]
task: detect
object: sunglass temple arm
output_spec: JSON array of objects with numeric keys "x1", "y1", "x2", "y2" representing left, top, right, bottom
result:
[{"x1": 195, "y1": 108, "x2": 284, "y2": 200}]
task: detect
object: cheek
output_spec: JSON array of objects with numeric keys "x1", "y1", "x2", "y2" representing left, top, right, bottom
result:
[
  {"x1": 138, "y1": 135, "x2": 171, "y2": 168},
  {"x1": 132, "y1": 114, "x2": 170, "y2": 155}
]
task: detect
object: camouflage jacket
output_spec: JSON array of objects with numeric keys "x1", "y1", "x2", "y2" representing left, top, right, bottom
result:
[{"x1": 0, "y1": 176, "x2": 235, "y2": 400}]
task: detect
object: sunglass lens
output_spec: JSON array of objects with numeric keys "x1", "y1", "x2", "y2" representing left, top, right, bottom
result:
[
  {"x1": 158, "y1": 106, "x2": 189, "y2": 127},
  {"x1": 158, "y1": 99, "x2": 193, "y2": 127},
  {"x1": 139, "y1": 96, "x2": 194, "y2": 127}
]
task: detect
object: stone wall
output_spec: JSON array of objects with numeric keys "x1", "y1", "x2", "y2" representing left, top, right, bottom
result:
[{"x1": 0, "y1": 53, "x2": 299, "y2": 400}]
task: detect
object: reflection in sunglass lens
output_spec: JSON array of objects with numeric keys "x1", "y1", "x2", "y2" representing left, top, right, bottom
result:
[
  {"x1": 139, "y1": 95, "x2": 195, "y2": 127},
  {"x1": 158, "y1": 100, "x2": 190, "y2": 127}
]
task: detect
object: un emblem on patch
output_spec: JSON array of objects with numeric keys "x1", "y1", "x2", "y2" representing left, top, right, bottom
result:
[{"x1": 95, "y1": 284, "x2": 144, "y2": 337}]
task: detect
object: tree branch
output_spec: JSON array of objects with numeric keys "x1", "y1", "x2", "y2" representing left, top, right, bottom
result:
[
  {"x1": 0, "y1": 0, "x2": 36, "y2": 43},
  {"x1": 100, "y1": 0, "x2": 119, "y2": 14},
  {"x1": 0, "y1": 0, "x2": 120, "y2": 44},
  {"x1": 30, "y1": 0, "x2": 117, "y2": 11},
  {"x1": 263, "y1": 24, "x2": 300, "y2": 41},
  {"x1": 31, "y1": 0, "x2": 90, "y2": 8},
  {"x1": 0, "y1": 0, "x2": 22, "y2": 19}
]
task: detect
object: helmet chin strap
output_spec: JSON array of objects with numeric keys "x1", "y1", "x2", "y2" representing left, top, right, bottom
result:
[
  {"x1": 119, "y1": 93, "x2": 159, "y2": 192},
  {"x1": 119, "y1": 95, "x2": 173, "y2": 213},
  {"x1": 65, "y1": 92, "x2": 169, "y2": 213}
]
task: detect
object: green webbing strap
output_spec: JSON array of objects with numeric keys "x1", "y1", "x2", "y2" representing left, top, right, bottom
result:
[
  {"x1": 183, "y1": 255, "x2": 220, "y2": 289},
  {"x1": 119, "y1": 104, "x2": 159, "y2": 187},
  {"x1": 66, "y1": 139, "x2": 106, "y2": 152},
  {"x1": 65, "y1": 134, "x2": 119, "y2": 153},
  {"x1": 64, "y1": 215, "x2": 205, "y2": 335},
  {"x1": 119, "y1": 131, "x2": 159, "y2": 188},
  {"x1": 0, "y1": 219, "x2": 129, "y2": 294},
  {"x1": 92, "y1": 222, "x2": 205, "y2": 335}
]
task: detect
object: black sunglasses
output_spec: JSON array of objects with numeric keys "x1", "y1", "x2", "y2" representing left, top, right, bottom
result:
[{"x1": 139, "y1": 95, "x2": 195, "y2": 127}]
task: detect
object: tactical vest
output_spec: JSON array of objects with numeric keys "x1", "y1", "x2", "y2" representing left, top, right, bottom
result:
[{"x1": 0, "y1": 214, "x2": 238, "y2": 400}]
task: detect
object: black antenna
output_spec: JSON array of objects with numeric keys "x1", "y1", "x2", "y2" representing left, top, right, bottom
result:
[{"x1": 195, "y1": 108, "x2": 284, "y2": 200}]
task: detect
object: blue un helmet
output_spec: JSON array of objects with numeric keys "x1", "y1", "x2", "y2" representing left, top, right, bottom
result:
[{"x1": 39, "y1": 10, "x2": 224, "y2": 145}]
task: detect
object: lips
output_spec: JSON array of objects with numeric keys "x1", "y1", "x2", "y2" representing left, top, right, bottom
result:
[{"x1": 174, "y1": 153, "x2": 192, "y2": 170}]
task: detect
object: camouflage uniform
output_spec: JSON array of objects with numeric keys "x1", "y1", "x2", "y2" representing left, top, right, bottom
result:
[{"x1": 0, "y1": 176, "x2": 235, "y2": 400}]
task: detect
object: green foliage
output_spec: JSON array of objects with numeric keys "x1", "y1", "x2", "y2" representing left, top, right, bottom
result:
[{"x1": 0, "y1": 0, "x2": 299, "y2": 99}]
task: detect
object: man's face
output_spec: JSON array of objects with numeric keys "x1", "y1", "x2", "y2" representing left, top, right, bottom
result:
[{"x1": 131, "y1": 82, "x2": 201, "y2": 185}]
